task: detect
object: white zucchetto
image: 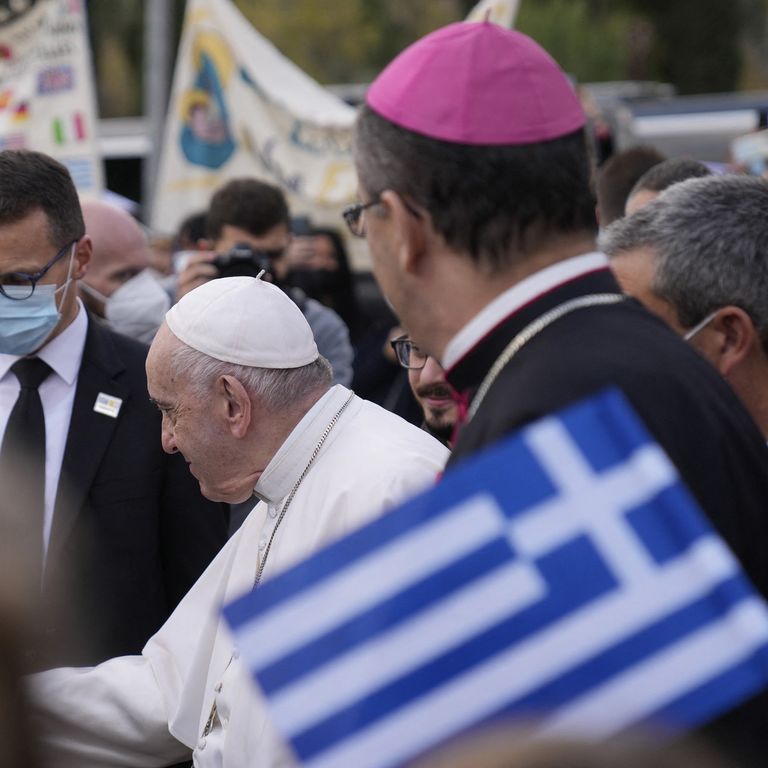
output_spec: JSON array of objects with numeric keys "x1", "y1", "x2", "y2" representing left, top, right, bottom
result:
[{"x1": 165, "y1": 276, "x2": 318, "y2": 368}]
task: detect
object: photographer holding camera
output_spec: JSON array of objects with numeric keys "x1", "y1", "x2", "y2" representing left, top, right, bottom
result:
[{"x1": 175, "y1": 178, "x2": 354, "y2": 386}]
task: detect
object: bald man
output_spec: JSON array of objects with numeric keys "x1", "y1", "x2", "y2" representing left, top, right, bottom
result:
[{"x1": 79, "y1": 200, "x2": 170, "y2": 344}]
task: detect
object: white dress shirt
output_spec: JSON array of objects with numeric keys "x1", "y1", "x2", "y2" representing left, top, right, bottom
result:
[
  {"x1": 31, "y1": 385, "x2": 449, "y2": 767},
  {"x1": 0, "y1": 300, "x2": 87, "y2": 561},
  {"x1": 442, "y1": 252, "x2": 610, "y2": 371}
]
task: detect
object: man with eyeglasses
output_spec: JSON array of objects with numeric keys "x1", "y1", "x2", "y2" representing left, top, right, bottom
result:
[
  {"x1": 0, "y1": 149, "x2": 228, "y2": 671},
  {"x1": 349, "y1": 23, "x2": 768, "y2": 763},
  {"x1": 391, "y1": 334, "x2": 458, "y2": 447},
  {"x1": 175, "y1": 177, "x2": 354, "y2": 387},
  {"x1": 601, "y1": 174, "x2": 768, "y2": 440}
]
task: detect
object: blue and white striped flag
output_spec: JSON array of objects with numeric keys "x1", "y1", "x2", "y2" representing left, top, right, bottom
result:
[{"x1": 224, "y1": 388, "x2": 768, "y2": 768}]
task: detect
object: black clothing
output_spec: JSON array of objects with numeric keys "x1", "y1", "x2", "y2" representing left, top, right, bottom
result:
[
  {"x1": 31, "y1": 319, "x2": 228, "y2": 670},
  {"x1": 446, "y1": 267, "x2": 768, "y2": 766}
]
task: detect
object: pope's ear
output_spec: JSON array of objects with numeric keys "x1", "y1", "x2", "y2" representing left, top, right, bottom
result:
[
  {"x1": 380, "y1": 190, "x2": 429, "y2": 276},
  {"x1": 218, "y1": 374, "x2": 251, "y2": 438}
]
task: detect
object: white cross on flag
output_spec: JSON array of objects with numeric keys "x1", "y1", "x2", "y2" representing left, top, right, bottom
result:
[{"x1": 224, "y1": 388, "x2": 768, "y2": 768}]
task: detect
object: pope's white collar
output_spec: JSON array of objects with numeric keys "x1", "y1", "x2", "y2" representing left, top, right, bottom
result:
[{"x1": 254, "y1": 385, "x2": 353, "y2": 505}]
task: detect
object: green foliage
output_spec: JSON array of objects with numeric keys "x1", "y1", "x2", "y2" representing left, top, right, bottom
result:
[
  {"x1": 87, "y1": 0, "x2": 145, "y2": 116},
  {"x1": 512, "y1": 0, "x2": 751, "y2": 93},
  {"x1": 84, "y1": 0, "x2": 766, "y2": 118},
  {"x1": 235, "y1": 0, "x2": 462, "y2": 83},
  {"x1": 624, "y1": 0, "x2": 743, "y2": 93},
  {"x1": 514, "y1": 0, "x2": 639, "y2": 83}
]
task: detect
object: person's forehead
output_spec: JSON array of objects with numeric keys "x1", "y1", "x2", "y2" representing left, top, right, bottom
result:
[
  {"x1": 102, "y1": 241, "x2": 150, "y2": 279},
  {"x1": 146, "y1": 327, "x2": 178, "y2": 393},
  {"x1": 217, "y1": 222, "x2": 290, "y2": 251},
  {"x1": 611, "y1": 247, "x2": 685, "y2": 332},
  {"x1": 85, "y1": 210, "x2": 150, "y2": 276},
  {"x1": 610, "y1": 246, "x2": 657, "y2": 294},
  {"x1": 0, "y1": 208, "x2": 59, "y2": 272},
  {"x1": 625, "y1": 188, "x2": 659, "y2": 217}
]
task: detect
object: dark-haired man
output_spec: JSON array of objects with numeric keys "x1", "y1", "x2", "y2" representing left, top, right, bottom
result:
[
  {"x1": 390, "y1": 334, "x2": 457, "y2": 447},
  {"x1": 624, "y1": 157, "x2": 712, "y2": 216},
  {"x1": 0, "y1": 149, "x2": 227, "y2": 670},
  {"x1": 595, "y1": 145, "x2": 666, "y2": 225},
  {"x1": 351, "y1": 22, "x2": 768, "y2": 762},
  {"x1": 176, "y1": 178, "x2": 353, "y2": 385}
]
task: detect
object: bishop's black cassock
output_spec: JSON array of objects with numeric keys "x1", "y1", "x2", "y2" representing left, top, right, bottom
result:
[{"x1": 446, "y1": 265, "x2": 768, "y2": 766}]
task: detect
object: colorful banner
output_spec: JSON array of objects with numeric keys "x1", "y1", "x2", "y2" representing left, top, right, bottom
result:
[
  {"x1": 151, "y1": 0, "x2": 356, "y2": 239},
  {"x1": 0, "y1": 0, "x2": 102, "y2": 194},
  {"x1": 151, "y1": 0, "x2": 520, "y2": 255}
]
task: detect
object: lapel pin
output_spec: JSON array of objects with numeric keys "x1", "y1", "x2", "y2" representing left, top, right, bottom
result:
[{"x1": 93, "y1": 392, "x2": 123, "y2": 418}]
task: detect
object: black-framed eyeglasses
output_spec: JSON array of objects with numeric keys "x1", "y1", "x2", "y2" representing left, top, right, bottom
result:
[
  {"x1": 0, "y1": 239, "x2": 78, "y2": 300},
  {"x1": 342, "y1": 198, "x2": 380, "y2": 238},
  {"x1": 342, "y1": 195, "x2": 422, "y2": 239},
  {"x1": 390, "y1": 335, "x2": 428, "y2": 370}
]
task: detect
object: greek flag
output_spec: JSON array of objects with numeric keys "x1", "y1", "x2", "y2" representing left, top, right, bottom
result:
[{"x1": 224, "y1": 389, "x2": 768, "y2": 768}]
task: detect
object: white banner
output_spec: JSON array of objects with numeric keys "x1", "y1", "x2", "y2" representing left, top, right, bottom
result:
[
  {"x1": 466, "y1": 0, "x2": 521, "y2": 27},
  {"x1": 151, "y1": 0, "x2": 357, "y2": 237},
  {"x1": 0, "y1": 0, "x2": 102, "y2": 194}
]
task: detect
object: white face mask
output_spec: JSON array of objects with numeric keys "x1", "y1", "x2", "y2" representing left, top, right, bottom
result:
[
  {"x1": 682, "y1": 310, "x2": 719, "y2": 342},
  {"x1": 81, "y1": 269, "x2": 171, "y2": 344}
]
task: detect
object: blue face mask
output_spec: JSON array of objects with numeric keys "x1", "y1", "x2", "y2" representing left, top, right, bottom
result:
[
  {"x1": 0, "y1": 246, "x2": 75, "y2": 356},
  {"x1": 0, "y1": 284, "x2": 65, "y2": 355}
]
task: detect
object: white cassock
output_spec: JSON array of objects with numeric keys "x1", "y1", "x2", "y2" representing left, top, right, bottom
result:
[{"x1": 30, "y1": 385, "x2": 449, "y2": 767}]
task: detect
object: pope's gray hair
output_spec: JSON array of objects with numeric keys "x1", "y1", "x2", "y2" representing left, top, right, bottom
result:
[
  {"x1": 169, "y1": 343, "x2": 333, "y2": 412},
  {"x1": 599, "y1": 174, "x2": 768, "y2": 345}
]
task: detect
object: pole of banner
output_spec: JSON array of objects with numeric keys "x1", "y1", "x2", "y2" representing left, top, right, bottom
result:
[{"x1": 143, "y1": 0, "x2": 172, "y2": 223}]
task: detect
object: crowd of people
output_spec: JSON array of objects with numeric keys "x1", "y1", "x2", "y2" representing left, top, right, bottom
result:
[{"x1": 1, "y1": 16, "x2": 768, "y2": 768}]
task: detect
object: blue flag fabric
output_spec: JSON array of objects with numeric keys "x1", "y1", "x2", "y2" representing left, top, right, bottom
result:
[{"x1": 224, "y1": 388, "x2": 768, "y2": 768}]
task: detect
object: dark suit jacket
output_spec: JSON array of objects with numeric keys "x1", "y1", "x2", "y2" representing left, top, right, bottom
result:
[
  {"x1": 446, "y1": 267, "x2": 768, "y2": 766},
  {"x1": 33, "y1": 317, "x2": 228, "y2": 670}
]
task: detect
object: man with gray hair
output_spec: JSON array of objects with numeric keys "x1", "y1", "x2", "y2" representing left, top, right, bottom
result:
[
  {"x1": 601, "y1": 174, "x2": 768, "y2": 438},
  {"x1": 30, "y1": 275, "x2": 449, "y2": 767}
]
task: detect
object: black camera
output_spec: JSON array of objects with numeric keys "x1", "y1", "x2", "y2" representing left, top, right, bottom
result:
[{"x1": 211, "y1": 242, "x2": 280, "y2": 281}]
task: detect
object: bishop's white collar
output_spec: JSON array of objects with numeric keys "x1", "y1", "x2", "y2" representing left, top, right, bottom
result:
[{"x1": 442, "y1": 252, "x2": 609, "y2": 371}]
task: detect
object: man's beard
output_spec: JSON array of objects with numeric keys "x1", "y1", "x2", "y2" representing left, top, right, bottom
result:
[
  {"x1": 423, "y1": 419, "x2": 454, "y2": 445},
  {"x1": 417, "y1": 383, "x2": 457, "y2": 446}
]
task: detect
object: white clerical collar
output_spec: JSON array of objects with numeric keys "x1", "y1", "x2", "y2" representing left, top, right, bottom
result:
[
  {"x1": 442, "y1": 252, "x2": 609, "y2": 371},
  {"x1": 0, "y1": 297, "x2": 87, "y2": 386},
  {"x1": 254, "y1": 384, "x2": 354, "y2": 505}
]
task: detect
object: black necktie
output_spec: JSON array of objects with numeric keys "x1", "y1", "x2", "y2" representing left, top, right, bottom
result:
[{"x1": 0, "y1": 357, "x2": 52, "y2": 584}]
